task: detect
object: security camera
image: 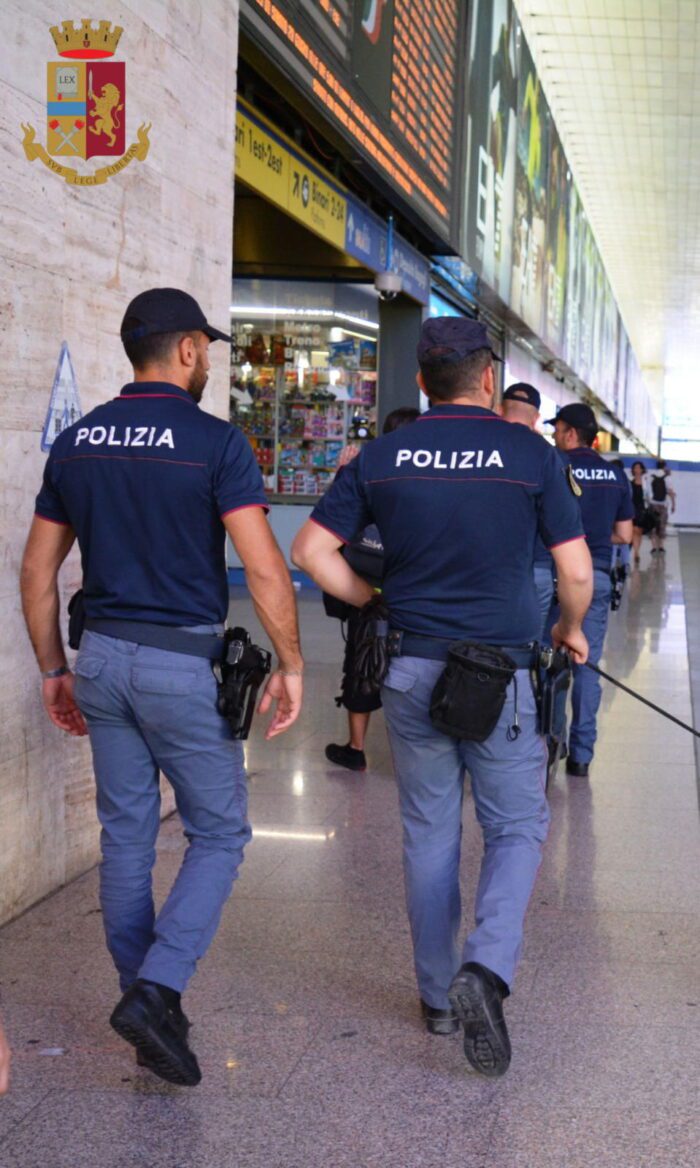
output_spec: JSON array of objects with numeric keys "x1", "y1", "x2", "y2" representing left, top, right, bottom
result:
[{"x1": 375, "y1": 271, "x2": 402, "y2": 300}]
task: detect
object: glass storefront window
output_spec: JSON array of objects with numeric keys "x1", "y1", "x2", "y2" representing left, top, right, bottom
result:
[{"x1": 230, "y1": 315, "x2": 378, "y2": 500}]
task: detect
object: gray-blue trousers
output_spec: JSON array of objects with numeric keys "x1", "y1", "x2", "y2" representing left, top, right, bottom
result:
[
  {"x1": 75, "y1": 630, "x2": 250, "y2": 994},
  {"x1": 569, "y1": 569, "x2": 612, "y2": 764},
  {"x1": 381, "y1": 658, "x2": 549, "y2": 1008},
  {"x1": 533, "y1": 562, "x2": 555, "y2": 640}
]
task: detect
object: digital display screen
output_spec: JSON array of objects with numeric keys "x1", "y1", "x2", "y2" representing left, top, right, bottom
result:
[{"x1": 240, "y1": 0, "x2": 465, "y2": 248}]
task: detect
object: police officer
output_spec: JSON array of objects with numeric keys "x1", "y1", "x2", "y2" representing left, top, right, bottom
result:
[
  {"x1": 500, "y1": 382, "x2": 554, "y2": 635},
  {"x1": 546, "y1": 403, "x2": 633, "y2": 777},
  {"x1": 500, "y1": 381, "x2": 541, "y2": 429},
  {"x1": 292, "y1": 318, "x2": 593, "y2": 1078},
  {"x1": 20, "y1": 288, "x2": 303, "y2": 1086}
]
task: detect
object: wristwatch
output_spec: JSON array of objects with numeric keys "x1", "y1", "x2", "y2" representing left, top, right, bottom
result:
[{"x1": 41, "y1": 666, "x2": 69, "y2": 679}]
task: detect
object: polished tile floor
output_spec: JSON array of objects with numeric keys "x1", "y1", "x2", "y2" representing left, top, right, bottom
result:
[{"x1": 1, "y1": 536, "x2": 699, "y2": 1167}]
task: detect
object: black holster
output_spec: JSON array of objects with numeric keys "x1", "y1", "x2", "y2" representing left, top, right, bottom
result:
[
  {"x1": 215, "y1": 627, "x2": 272, "y2": 740},
  {"x1": 352, "y1": 594, "x2": 390, "y2": 695},
  {"x1": 532, "y1": 647, "x2": 571, "y2": 741},
  {"x1": 68, "y1": 588, "x2": 86, "y2": 650},
  {"x1": 429, "y1": 642, "x2": 517, "y2": 742}
]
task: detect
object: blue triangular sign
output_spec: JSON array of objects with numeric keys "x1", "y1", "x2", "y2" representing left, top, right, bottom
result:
[{"x1": 41, "y1": 342, "x2": 82, "y2": 451}]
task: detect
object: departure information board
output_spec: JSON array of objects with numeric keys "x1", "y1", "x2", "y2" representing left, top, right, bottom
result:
[{"x1": 240, "y1": 0, "x2": 465, "y2": 248}]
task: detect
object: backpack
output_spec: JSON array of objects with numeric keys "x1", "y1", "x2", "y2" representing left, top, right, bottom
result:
[{"x1": 651, "y1": 474, "x2": 667, "y2": 503}]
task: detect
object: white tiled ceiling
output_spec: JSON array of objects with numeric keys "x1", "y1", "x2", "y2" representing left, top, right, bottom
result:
[{"x1": 514, "y1": 0, "x2": 700, "y2": 419}]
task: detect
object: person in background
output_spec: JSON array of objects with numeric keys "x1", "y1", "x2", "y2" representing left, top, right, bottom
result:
[
  {"x1": 325, "y1": 407, "x2": 420, "y2": 771},
  {"x1": 610, "y1": 458, "x2": 632, "y2": 576},
  {"x1": 629, "y1": 460, "x2": 650, "y2": 565},
  {"x1": 500, "y1": 382, "x2": 553, "y2": 634},
  {"x1": 499, "y1": 381, "x2": 541, "y2": 430},
  {"x1": 649, "y1": 459, "x2": 676, "y2": 556}
]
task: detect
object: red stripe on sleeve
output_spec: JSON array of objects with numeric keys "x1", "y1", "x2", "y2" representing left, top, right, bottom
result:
[
  {"x1": 35, "y1": 512, "x2": 71, "y2": 527},
  {"x1": 220, "y1": 502, "x2": 270, "y2": 519},
  {"x1": 309, "y1": 516, "x2": 350, "y2": 545},
  {"x1": 548, "y1": 535, "x2": 586, "y2": 550}
]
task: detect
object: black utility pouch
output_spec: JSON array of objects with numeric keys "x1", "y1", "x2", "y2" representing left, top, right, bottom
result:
[
  {"x1": 215, "y1": 627, "x2": 272, "y2": 740},
  {"x1": 68, "y1": 588, "x2": 86, "y2": 650},
  {"x1": 533, "y1": 647, "x2": 571, "y2": 740},
  {"x1": 322, "y1": 592, "x2": 354, "y2": 621},
  {"x1": 429, "y1": 642, "x2": 517, "y2": 742}
]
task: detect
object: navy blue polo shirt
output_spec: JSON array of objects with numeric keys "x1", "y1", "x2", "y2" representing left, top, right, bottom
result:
[
  {"x1": 35, "y1": 381, "x2": 267, "y2": 625},
  {"x1": 311, "y1": 403, "x2": 584, "y2": 646},
  {"x1": 566, "y1": 446, "x2": 634, "y2": 571}
]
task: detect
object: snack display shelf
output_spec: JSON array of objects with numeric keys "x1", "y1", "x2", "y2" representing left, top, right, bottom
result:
[{"x1": 230, "y1": 321, "x2": 377, "y2": 500}]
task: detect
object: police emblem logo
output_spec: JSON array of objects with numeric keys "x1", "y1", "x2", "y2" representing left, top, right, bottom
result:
[
  {"x1": 20, "y1": 20, "x2": 151, "y2": 186},
  {"x1": 567, "y1": 465, "x2": 583, "y2": 497}
]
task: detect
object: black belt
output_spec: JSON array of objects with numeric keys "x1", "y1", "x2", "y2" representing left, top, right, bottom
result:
[
  {"x1": 85, "y1": 619, "x2": 225, "y2": 661},
  {"x1": 387, "y1": 630, "x2": 536, "y2": 669}
]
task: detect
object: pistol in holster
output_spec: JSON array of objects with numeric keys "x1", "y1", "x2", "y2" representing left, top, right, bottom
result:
[
  {"x1": 214, "y1": 627, "x2": 272, "y2": 740},
  {"x1": 68, "y1": 588, "x2": 86, "y2": 650},
  {"x1": 610, "y1": 563, "x2": 626, "y2": 612},
  {"x1": 532, "y1": 646, "x2": 571, "y2": 742}
]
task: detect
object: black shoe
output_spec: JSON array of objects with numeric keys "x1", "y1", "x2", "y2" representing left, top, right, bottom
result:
[
  {"x1": 566, "y1": 759, "x2": 590, "y2": 778},
  {"x1": 325, "y1": 742, "x2": 366, "y2": 771},
  {"x1": 448, "y1": 963, "x2": 511, "y2": 1078},
  {"x1": 110, "y1": 981, "x2": 201, "y2": 1086},
  {"x1": 136, "y1": 1004, "x2": 191, "y2": 1069},
  {"x1": 420, "y1": 999, "x2": 459, "y2": 1036}
]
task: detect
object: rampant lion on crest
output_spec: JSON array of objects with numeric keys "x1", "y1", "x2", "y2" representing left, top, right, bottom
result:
[{"x1": 89, "y1": 82, "x2": 123, "y2": 148}]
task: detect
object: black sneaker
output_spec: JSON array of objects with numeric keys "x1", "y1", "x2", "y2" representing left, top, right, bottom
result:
[
  {"x1": 137, "y1": 1004, "x2": 190, "y2": 1069},
  {"x1": 110, "y1": 980, "x2": 201, "y2": 1086},
  {"x1": 448, "y1": 963, "x2": 511, "y2": 1078},
  {"x1": 420, "y1": 999, "x2": 459, "y2": 1036},
  {"x1": 325, "y1": 742, "x2": 367, "y2": 771},
  {"x1": 566, "y1": 759, "x2": 590, "y2": 778}
]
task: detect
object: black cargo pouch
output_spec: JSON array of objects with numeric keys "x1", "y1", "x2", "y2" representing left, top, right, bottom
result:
[
  {"x1": 213, "y1": 626, "x2": 272, "y2": 740},
  {"x1": 531, "y1": 646, "x2": 571, "y2": 741},
  {"x1": 353, "y1": 594, "x2": 390, "y2": 695},
  {"x1": 429, "y1": 642, "x2": 518, "y2": 743},
  {"x1": 68, "y1": 588, "x2": 86, "y2": 650}
]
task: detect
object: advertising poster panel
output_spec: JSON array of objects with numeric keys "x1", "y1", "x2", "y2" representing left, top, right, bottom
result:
[
  {"x1": 543, "y1": 120, "x2": 570, "y2": 359},
  {"x1": 583, "y1": 233, "x2": 601, "y2": 392},
  {"x1": 615, "y1": 326, "x2": 629, "y2": 423},
  {"x1": 595, "y1": 275, "x2": 620, "y2": 411},
  {"x1": 463, "y1": 0, "x2": 517, "y2": 301},
  {"x1": 563, "y1": 184, "x2": 581, "y2": 373},
  {"x1": 510, "y1": 31, "x2": 549, "y2": 335},
  {"x1": 565, "y1": 186, "x2": 593, "y2": 386}
]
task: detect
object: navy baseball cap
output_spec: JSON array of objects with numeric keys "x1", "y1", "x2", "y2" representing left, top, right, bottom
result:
[
  {"x1": 121, "y1": 288, "x2": 232, "y2": 344},
  {"x1": 503, "y1": 382, "x2": 541, "y2": 409},
  {"x1": 545, "y1": 402, "x2": 598, "y2": 430},
  {"x1": 417, "y1": 317, "x2": 502, "y2": 364}
]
